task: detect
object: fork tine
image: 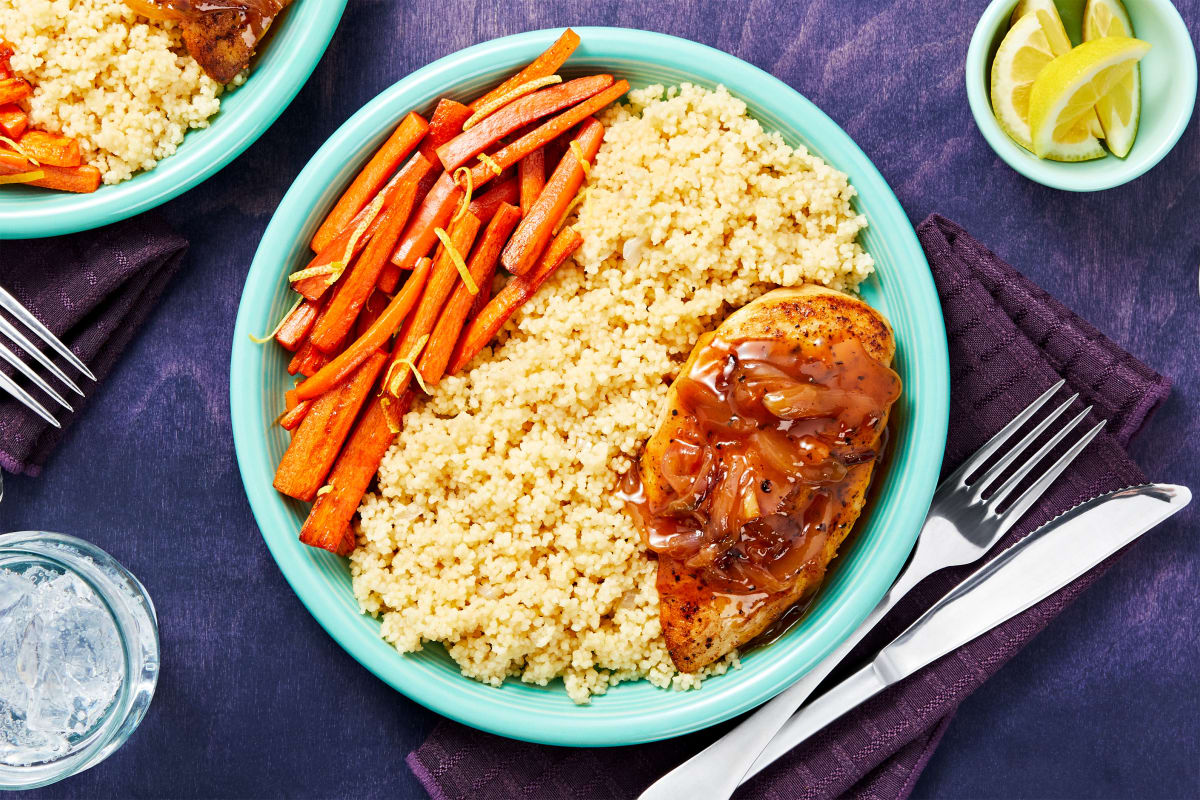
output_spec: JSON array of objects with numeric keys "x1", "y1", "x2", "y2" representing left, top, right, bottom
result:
[
  {"x1": 0, "y1": 286, "x2": 95, "y2": 381},
  {"x1": 0, "y1": 314, "x2": 84, "y2": 397},
  {"x1": 987, "y1": 406, "x2": 1093, "y2": 508},
  {"x1": 994, "y1": 419, "x2": 1107, "y2": 525},
  {"x1": 942, "y1": 380, "x2": 1066, "y2": 489},
  {"x1": 971, "y1": 393, "x2": 1080, "y2": 498},
  {"x1": 0, "y1": 340, "x2": 72, "y2": 411},
  {"x1": 0, "y1": 370, "x2": 60, "y2": 428}
]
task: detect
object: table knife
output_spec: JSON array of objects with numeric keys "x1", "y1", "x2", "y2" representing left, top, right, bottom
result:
[{"x1": 740, "y1": 482, "x2": 1191, "y2": 783}]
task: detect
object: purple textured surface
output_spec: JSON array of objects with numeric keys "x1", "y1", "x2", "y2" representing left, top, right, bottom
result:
[
  {"x1": 405, "y1": 215, "x2": 1170, "y2": 800},
  {"x1": 1, "y1": 2, "x2": 1197, "y2": 798}
]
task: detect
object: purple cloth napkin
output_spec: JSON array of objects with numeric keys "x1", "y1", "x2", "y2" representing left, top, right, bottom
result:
[
  {"x1": 407, "y1": 214, "x2": 1170, "y2": 800},
  {"x1": 0, "y1": 215, "x2": 187, "y2": 476}
]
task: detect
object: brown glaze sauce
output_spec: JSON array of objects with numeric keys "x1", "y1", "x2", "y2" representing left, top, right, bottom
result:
[
  {"x1": 621, "y1": 334, "x2": 901, "y2": 611},
  {"x1": 127, "y1": 0, "x2": 285, "y2": 47}
]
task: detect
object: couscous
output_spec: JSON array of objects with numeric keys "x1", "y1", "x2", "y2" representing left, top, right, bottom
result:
[{"x1": 350, "y1": 83, "x2": 875, "y2": 703}]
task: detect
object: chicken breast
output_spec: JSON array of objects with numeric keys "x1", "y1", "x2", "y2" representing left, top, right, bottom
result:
[
  {"x1": 635, "y1": 285, "x2": 899, "y2": 672},
  {"x1": 179, "y1": 1, "x2": 290, "y2": 84}
]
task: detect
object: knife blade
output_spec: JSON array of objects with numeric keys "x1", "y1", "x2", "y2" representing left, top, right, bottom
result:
[{"x1": 743, "y1": 483, "x2": 1191, "y2": 781}]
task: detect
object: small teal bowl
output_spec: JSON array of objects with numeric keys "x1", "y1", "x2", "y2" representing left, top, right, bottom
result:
[
  {"x1": 966, "y1": 0, "x2": 1197, "y2": 191},
  {"x1": 0, "y1": 1, "x2": 347, "y2": 239},
  {"x1": 230, "y1": 27, "x2": 950, "y2": 746}
]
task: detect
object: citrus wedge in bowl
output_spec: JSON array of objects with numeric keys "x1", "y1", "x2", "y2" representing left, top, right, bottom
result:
[
  {"x1": 1029, "y1": 36, "x2": 1150, "y2": 160},
  {"x1": 1084, "y1": 0, "x2": 1141, "y2": 157},
  {"x1": 991, "y1": 11, "x2": 1104, "y2": 160}
]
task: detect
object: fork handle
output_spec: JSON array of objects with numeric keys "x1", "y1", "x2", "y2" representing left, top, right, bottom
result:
[{"x1": 637, "y1": 565, "x2": 927, "y2": 800}]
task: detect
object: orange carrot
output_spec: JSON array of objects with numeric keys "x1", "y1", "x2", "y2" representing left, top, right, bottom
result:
[
  {"x1": 17, "y1": 130, "x2": 81, "y2": 168},
  {"x1": 387, "y1": 171, "x2": 463, "y2": 271},
  {"x1": 436, "y1": 75, "x2": 613, "y2": 171},
  {"x1": 0, "y1": 78, "x2": 30, "y2": 106},
  {"x1": 275, "y1": 300, "x2": 320, "y2": 351},
  {"x1": 449, "y1": 226, "x2": 582, "y2": 374},
  {"x1": 296, "y1": 257, "x2": 432, "y2": 401},
  {"x1": 464, "y1": 81, "x2": 628, "y2": 189},
  {"x1": 298, "y1": 391, "x2": 414, "y2": 555},
  {"x1": 356, "y1": 288, "x2": 389, "y2": 338},
  {"x1": 419, "y1": 203, "x2": 521, "y2": 386},
  {"x1": 285, "y1": 389, "x2": 300, "y2": 412},
  {"x1": 308, "y1": 173, "x2": 423, "y2": 352},
  {"x1": 273, "y1": 350, "x2": 390, "y2": 502},
  {"x1": 415, "y1": 99, "x2": 472, "y2": 198},
  {"x1": 467, "y1": 176, "x2": 519, "y2": 223},
  {"x1": 519, "y1": 150, "x2": 544, "y2": 214},
  {"x1": 469, "y1": 29, "x2": 580, "y2": 111},
  {"x1": 287, "y1": 340, "x2": 329, "y2": 378},
  {"x1": 0, "y1": 104, "x2": 27, "y2": 139},
  {"x1": 469, "y1": 269, "x2": 493, "y2": 322},
  {"x1": 384, "y1": 212, "x2": 482, "y2": 396},
  {"x1": 0, "y1": 149, "x2": 100, "y2": 193},
  {"x1": 279, "y1": 400, "x2": 312, "y2": 431},
  {"x1": 501, "y1": 117, "x2": 602, "y2": 276},
  {"x1": 293, "y1": 153, "x2": 433, "y2": 302},
  {"x1": 310, "y1": 111, "x2": 428, "y2": 253}
]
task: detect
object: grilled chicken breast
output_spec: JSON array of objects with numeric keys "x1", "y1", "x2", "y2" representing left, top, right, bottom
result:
[
  {"x1": 639, "y1": 285, "x2": 898, "y2": 672},
  {"x1": 178, "y1": 1, "x2": 290, "y2": 84}
]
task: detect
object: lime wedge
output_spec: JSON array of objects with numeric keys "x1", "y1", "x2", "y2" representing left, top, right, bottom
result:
[{"x1": 1084, "y1": 0, "x2": 1141, "y2": 157}]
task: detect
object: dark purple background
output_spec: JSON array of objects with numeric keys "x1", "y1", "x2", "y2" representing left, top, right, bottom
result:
[{"x1": 2, "y1": 1, "x2": 1196, "y2": 797}]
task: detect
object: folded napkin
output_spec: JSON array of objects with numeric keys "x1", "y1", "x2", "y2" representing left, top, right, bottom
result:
[
  {"x1": 407, "y1": 214, "x2": 1170, "y2": 800},
  {"x1": 0, "y1": 215, "x2": 187, "y2": 477}
]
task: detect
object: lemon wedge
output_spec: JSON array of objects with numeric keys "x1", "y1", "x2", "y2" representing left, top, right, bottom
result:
[
  {"x1": 1083, "y1": 0, "x2": 1141, "y2": 157},
  {"x1": 1012, "y1": 0, "x2": 1106, "y2": 138},
  {"x1": 1029, "y1": 36, "x2": 1150, "y2": 159},
  {"x1": 991, "y1": 12, "x2": 1105, "y2": 160}
]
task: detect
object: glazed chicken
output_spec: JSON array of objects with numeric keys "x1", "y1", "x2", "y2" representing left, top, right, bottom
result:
[
  {"x1": 623, "y1": 286, "x2": 901, "y2": 671},
  {"x1": 126, "y1": 0, "x2": 290, "y2": 83}
]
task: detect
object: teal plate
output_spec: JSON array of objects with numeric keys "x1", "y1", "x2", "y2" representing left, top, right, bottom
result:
[
  {"x1": 230, "y1": 27, "x2": 950, "y2": 747},
  {"x1": 0, "y1": 0, "x2": 347, "y2": 239}
]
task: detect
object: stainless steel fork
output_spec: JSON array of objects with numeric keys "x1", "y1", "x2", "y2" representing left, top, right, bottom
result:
[
  {"x1": 639, "y1": 379, "x2": 1105, "y2": 800},
  {"x1": 0, "y1": 284, "x2": 95, "y2": 428}
]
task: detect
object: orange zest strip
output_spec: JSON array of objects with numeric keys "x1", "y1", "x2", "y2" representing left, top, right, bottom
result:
[
  {"x1": 461, "y1": 75, "x2": 563, "y2": 131},
  {"x1": 468, "y1": 29, "x2": 580, "y2": 111}
]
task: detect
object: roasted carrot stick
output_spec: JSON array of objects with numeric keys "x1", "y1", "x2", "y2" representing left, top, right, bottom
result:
[
  {"x1": 293, "y1": 153, "x2": 434, "y2": 302},
  {"x1": 0, "y1": 149, "x2": 100, "y2": 193},
  {"x1": 449, "y1": 226, "x2": 582, "y2": 374},
  {"x1": 419, "y1": 203, "x2": 521, "y2": 386},
  {"x1": 309, "y1": 173, "x2": 423, "y2": 352},
  {"x1": 469, "y1": 29, "x2": 580, "y2": 111},
  {"x1": 274, "y1": 349, "x2": 390, "y2": 502},
  {"x1": 0, "y1": 104, "x2": 27, "y2": 139},
  {"x1": 519, "y1": 150, "x2": 545, "y2": 215},
  {"x1": 384, "y1": 212, "x2": 482, "y2": 396},
  {"x1": 299, "y1": 390, "x2": 414, "y2": 555},
  {"x1": 464, "y1": 81, "x2": 628, "y2": 189},
  {"x1": 467, "y1": 176, "x2": 519, "y2": 223},
  {"x1": 469, "y1": 270, "x2": 493, "y2": 322},
  {"x1": 356, "y1": 288, "x2": 389, "y2": 338},
  {"x1": 287, "y1": 340, "x2": 329, "y2": 377},
  {"x1": 501, "y1": 117, "x2": 602, "y2": 276},
  {"x1": 296, "y1": 257, "x2": 432, "y2": 402},
  {"x1": 275, "y1": 300, "x2": 320, "y2": 351},
  {"x1": 386, "y1": 171, "x2": 463, "y2": 272},
  {"x1": 0, "y1": 78, "x2": 30, "y2": 105},
  {"x1": 436, "y1": 75, "x2": 613, "y2": 171},
  {"x1": 279, "y1": 398, "x2": 312, "y2": 431},
  {"x1": 414, "y1": 99, "x2": 472, "y2": 197},
  {"x1": 310, "y1": 111, "x2": 428, "y2": 253},
  {"x1": 17, "y1": 130, "x2": 81, "y2": 168}
]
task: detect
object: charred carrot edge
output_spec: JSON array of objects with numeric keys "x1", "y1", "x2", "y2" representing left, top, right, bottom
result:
[
  {"x1": 0, "y1": 150, "x2": 100, "y2": 193},
  {"x1": 469, "y1": 29, "x2": 580, "y2": 111},
  {"x1": 449, "y1": 226, "x2": 582, "y2": 374},
  {"x1": 387, "y1": 171, "x2": 463, "y2": 270},
  {"x1": 17, "y1": 130, "x2": 81, "y2": 168},
  {"x1": 296, "y1": 257, "x2": 432, "y2": 401},
  {"x1": 294, "y1": 153, "x2": 433, "y2": 302},
  {"x1": 310, "y1": 112, "x2": 428, "y2": 253},
  {"x1": 273, "y1": 350, "x2": 390, "y2": 502},
  {"x1": 465, "y1": 81, "x2": 628, "y2": 189},
  {"x1": 275, "y1": 300, "x2": 320, "y2": 351},
  {"x1": 467, "y1": 176, "x2": 519, "y2": 224},
  {"x1": 309, "y1": 173, "x2": 424, "y2": 353},
  {"x1": 298, "y1": 390, "x2": 414, "y2": 555},
  {"x1": 0, "y1": 78, "x2": 31, "y2": 106},
  {"x1": 436, "y1": 75, "x2": 613, "y2": 171},
  {"x1": 419, "y1": 204, "x2": 522, "y2": 386},
  {"x1": 501, "y1": 117, "x2": 603, "y2": 276},
  {"x1": 0, "y1": 105, "x2": 28, "y2": 140},
  {"x1": 279, "y1": 398, "x2": 312, "y2": 431},
  {"x1": 519, "y1": 150, "x2": 545, "y2": 215},
  {"x1": 356, "y1": 288, "x2": 389, "y2": 338},
  {"x1": 385, "y1": 213, "x2": 482, "y2": 396}
]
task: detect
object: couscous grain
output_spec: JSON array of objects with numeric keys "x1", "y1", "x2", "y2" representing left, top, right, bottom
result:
[{"x1": 351, "y1": 84, "x2": 873, "y2": 703}]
